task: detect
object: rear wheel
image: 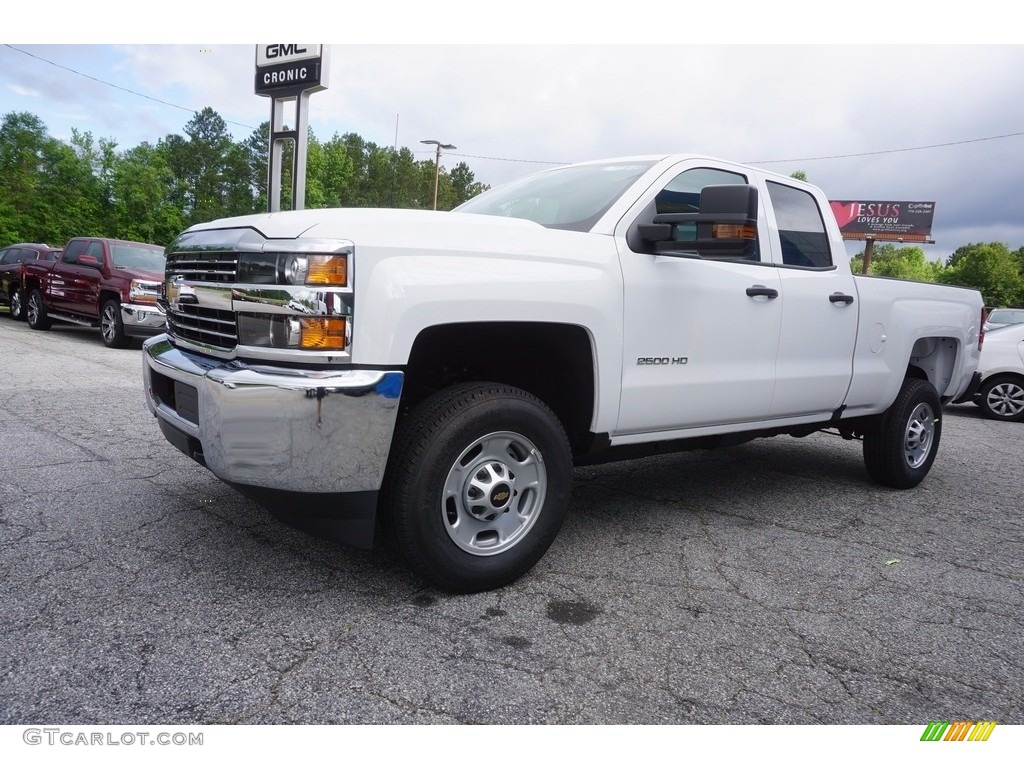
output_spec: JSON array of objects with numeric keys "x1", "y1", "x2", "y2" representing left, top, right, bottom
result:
[
  {"x1": 382, "y1": 382, "x2": 572, "y2": 593},
  {"x1": 863, "y1": 377, "x2": 942, "y2": 489},
  {"x1": 977, "y1": 375, "x2": 1024, "y2": 422},
  {"x1": 26, "y1": 289, "x2": 51, "y2": 330},
  {"x1": 9, "y1": 287, "x2": 25, "y2": 321}
]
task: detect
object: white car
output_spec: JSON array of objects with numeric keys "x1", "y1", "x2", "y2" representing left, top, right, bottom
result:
[
  {"x1": 983, "y1": 307, "x2": 1024, "y2": 332},
  {"x1": 974, "y1": 323, "x2": 1024, "y2": 421}
]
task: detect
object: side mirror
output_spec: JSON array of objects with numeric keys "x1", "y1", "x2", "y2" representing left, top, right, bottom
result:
[
  {"x1": 79, "y1": 254, "x2": 102, "y2": 268},
  {"x1": 641, "y1": 184, "x2": 759, "y2": 259}
]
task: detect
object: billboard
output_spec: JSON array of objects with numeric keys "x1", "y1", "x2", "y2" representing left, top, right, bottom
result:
[{"x1": 829, "y1": 200, "x2": 936, "y2": 242}]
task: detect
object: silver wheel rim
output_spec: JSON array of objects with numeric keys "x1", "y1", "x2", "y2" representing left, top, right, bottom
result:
[
  {"x1": 101, "y1": 305, "x2": 117, "y2": 342},
  {"x1": 27, "y1": 294, "x2": 40, "y2": 325},
  {"x1": 442, "y1": 430, "x2": 546, "y2": 556},
  {"x1": 904, "y1": 402, "x2": 935, "y2": 469},
  {"x1": 986, "y1": 381, "x2": 1024, "y2": 418},
  {"x1": 11, "y1": 290, "x2": 22, "y2": 318}
]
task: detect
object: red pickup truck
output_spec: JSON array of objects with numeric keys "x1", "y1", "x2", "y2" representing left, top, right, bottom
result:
[
  {"x1": 0, "y1": 242, "x2": 62, "y2": 320},
  {"x1": 23, "y1": 237, "x2": 166, "y2": 347}
]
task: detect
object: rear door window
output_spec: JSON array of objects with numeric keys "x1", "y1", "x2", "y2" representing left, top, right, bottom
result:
[{"x1": 766, "y1": 181, "x2": 834, "y2": 268}]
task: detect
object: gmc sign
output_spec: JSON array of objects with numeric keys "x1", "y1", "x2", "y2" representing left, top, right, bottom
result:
[
  {"x1": 255, "y1": 44, "x2": 326, "y2": 95},
  {"x1": 256, "y1": 44, "x2": 321, "y2": 67}
]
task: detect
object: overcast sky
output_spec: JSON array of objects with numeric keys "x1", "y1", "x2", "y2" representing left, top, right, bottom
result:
[{"x1": 4, "y1": 4, "x2": 1022, "y2": 262}]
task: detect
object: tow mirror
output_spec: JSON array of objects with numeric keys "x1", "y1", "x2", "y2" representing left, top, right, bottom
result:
[{"x1": 640, "y1": 184, "x2": 758, "y2": 259}]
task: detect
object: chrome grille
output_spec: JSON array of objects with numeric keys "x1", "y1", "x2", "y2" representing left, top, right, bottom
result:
[
  {"x1": 165, "y1": 251, "x2": 238, "y2": 282},
  {"x1": 161, "y1": 235, "x2": 354, "y2": 360},
  {"x1": 167, "y1": 305, "x2": 237, "y2": 348},
  {"x1": 165, "y1": 250, "x2": 239, "y2": 349}
]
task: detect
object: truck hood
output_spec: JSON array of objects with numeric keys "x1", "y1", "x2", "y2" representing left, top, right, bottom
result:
[
  {"x1": 183, "y1": 208, "x2": 588, "y2": 260},
  {"x1": 113, "y1": 266, "x2": 164, "y2": 282}
]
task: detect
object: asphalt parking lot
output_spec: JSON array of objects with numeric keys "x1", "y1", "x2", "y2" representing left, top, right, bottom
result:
[{"x1": 1, "y1": 316, "x2": 1021, "y2": 725}]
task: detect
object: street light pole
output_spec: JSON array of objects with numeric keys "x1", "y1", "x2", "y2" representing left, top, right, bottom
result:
[{"x1": 420, "y1": 139, "x2": 456, "y2": 210}]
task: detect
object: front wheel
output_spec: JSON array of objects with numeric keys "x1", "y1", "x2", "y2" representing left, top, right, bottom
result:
[
  {"x1": 863, "y1": 377, "x2": 942, "y2": 489},
  {"x1": 382, "y1": 382, "x2": 572, "y2": 593},
  {"x1": 977, "y1": 374, "x2": 1024, "y2": 422},
  {"x1": 100, "y1": 299, "x2": 128, "y2": 348},
  {"x1": 26, "y1": 289, "x2": 51, "y2": 330}
]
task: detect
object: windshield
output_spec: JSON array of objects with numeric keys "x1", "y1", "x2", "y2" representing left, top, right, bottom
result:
[
  {"x1": 112, "y1": 244, "x2": 165, "y2": 271},
  {"x1": 455, "y1": 160, "x2": 657, "y2": 232},
  {"x1": 987, "y1": 308, "x2": 1024, "y2": 325}
]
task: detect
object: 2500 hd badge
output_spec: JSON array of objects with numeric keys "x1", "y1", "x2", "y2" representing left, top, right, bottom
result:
[{"x1": 637, "y1": 357, "x2": 688, "y2": 365}]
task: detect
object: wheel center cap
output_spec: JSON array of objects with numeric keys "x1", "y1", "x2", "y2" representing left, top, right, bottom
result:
[
  {"x1": 464, "y1": 462, "x2": 516, "y2": 521},
  {"x1": 489, "y1": 483, "x2": 512, "y2": 509}
]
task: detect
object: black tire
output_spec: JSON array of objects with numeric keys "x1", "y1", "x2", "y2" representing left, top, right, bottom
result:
[
  {"x1": 100, "y1": 298, "x2": 128, "y2": 348},
  {"x1": 9, "y1": 286, "x2": 25, "y2": 321},
  {"x1": 26, "y1": 288, "x2": 51, "y2": 330},
  {"x1": 977, "y1": 374, "x2": 1024, "y2": 422},
  {"x1": 863, "y1": 377, "x2": 942, "y2": 489},
  {"x1": 382, "y1": 382, "x2": 572, "y2": 593}
]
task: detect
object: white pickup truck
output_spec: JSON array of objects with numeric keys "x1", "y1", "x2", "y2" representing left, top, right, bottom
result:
[{"x1": 142, "y1": 154, "x2": 985, "y2": 592}]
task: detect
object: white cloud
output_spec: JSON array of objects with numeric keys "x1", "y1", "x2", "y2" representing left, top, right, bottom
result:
[{"x1": 8, "y1": 84, "x2": 41, "y2": 98}]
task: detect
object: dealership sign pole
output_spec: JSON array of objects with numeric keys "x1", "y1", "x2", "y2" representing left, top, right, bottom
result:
[{"x1": 254, "y1": 44, "x2": 329, "y2": 212}]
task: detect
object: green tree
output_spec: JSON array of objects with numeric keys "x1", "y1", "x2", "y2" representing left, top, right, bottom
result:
[
  {"x1": 449, "y1": 161, "x2": 488, "y2": 206},
  {"x1": 940, "y1": 242, "x2": 1024, "y2": 307},
  {"x1": 0, "y1": 109, "x2": 500, "y2": 246},
  {"x1": 0, "y1": 112, "x2": 50, "y2": 242},
  {"x1": 235, "y1": 124, "x2": 482, "y2": 212},
  {"x1": 160, "y1": 107, "x2": 255, "y2": 225},
  {"x1": 110, "y1": 142, "x2": 185, "y2": 245},
  {"x1": 68, "y1": 129, "x2": 117, "y2": 227},
  {"x1": 339, "y1": 133, "x2": 371, "y2": 206},
  {"x1": 382, "y1": 146, "x2": 415, "y2": 208},
  {"x1": 317, "y1": 133, "x2": 356, "y2": 207},
  {"x1": 851, "y1": 243, "x2": 944, "y2": 282},
  {"x1": 1013, "y1": 246, "x2": 1024, "y2": 280},
  {"x1": 36, "y1": 138, "x2": 105, "y2": 242},
  {"x1": 0, "y1": 114, "x2": 115, "y2": 244},
  {"x1": 222, "y1": 141, "x2": 256, "y2": 216},
  {"x1": 242, "y1": 122, "x2": 271, "y2": 212},
  {"x1": 789, "y1": 170, "x2": 808, "y2": 182}
]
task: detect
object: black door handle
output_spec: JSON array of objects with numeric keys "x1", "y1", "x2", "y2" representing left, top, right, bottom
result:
[
  {"x1": 829, "y1": 292, "x2": 855, "y2": 305},
  {"x1": 746, "y1": 285, "x2": 779, "y2": 298}
]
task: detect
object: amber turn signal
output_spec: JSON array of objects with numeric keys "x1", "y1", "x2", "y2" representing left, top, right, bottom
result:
[
  {"x1": 712, "y1": 224, "x2": 757, "y2": 239},
  {"x1": 306, "y1": 255, "x2": 348, "y2": 286},
  {"x1": 299, "y1": 317, "x2": 347, "y2": 350}
]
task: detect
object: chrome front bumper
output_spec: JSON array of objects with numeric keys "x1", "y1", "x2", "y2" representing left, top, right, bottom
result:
[
  {"x1": 142, "y1": 334, "x2": 403, "y2": 494},
  {"x1": 122, "y1": 302, "x2": 167, "y2": 335}
]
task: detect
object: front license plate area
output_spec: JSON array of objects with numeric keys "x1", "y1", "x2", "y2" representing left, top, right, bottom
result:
[{"x1": 173, "y1": 381, "x2": 200, "y2": 425}]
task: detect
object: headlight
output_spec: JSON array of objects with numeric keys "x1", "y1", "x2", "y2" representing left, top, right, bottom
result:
[
  {"x1": 129, "y1": 279, "x2": 160, "y2": 304},
  {"x1": 238, "y1": 314, "x2": 348, "y2": 351},
  {"x1": 283, "y1": 255, "x2": 308, "y2": 284},
  {"x1": 282, "y1": 254, "x2": 347, "y2": 286}
]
